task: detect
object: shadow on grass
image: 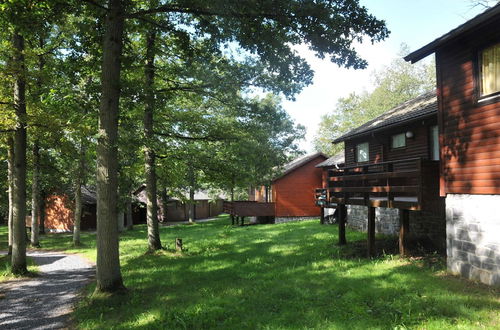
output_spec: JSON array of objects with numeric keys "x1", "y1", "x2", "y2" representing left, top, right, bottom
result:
[{"x1": 72, "y1": 219, "x2": 500, "y2": 329}]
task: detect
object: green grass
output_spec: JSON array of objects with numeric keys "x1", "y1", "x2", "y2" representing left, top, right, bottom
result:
[
  {"x1": 0, "y1": 217, "x2": 499, "y2": 329},
  {"x1": 0, "y1": 255, "x2": 38, "y2": 281}
]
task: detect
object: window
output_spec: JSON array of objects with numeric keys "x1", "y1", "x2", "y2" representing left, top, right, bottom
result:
[
  {"x1": 430, "y1": 125, "x2": 439, "y2": 160},
  {"x1": 480, "y1": 42, "x2": 500, "y2": 97},
  {"x1": 391, "y1": 133, "x2": 406, "y2": 149},
  {"x1": 356, "y1": 142, "x2": 369, "y2": 162}
]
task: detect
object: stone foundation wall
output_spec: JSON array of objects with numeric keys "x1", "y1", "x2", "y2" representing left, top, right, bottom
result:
[
  {"x1": 446, "y1": 194, "x2": 500, "y2": 286},
  {"x1": 347, "y1": 205, "x2": 400, "y2": 234},
  {"x1": 346, "y1": 205, "x2": 446, "y2": 250}
]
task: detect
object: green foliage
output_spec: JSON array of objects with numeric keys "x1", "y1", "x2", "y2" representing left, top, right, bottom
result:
[
  {"x1": 313, "y1": 46, "x2": 436, "y2": 155},
  {"x1": 2, "y1": 219, "x2": 497, "y2": 329}
]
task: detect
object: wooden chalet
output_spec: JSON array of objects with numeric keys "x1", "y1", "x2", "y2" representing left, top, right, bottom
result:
[
  {"x1": 133, "y1": 186, "x2": 225, "y2": 223},
  {"x1": 315, "y1": 91, "x2": 446, "y2": 256},
  {"x1": 405, "y1": 4, "x2": 500, "y2": 285},
  {"x1": 27, "y1": 187, "x2": 97, "y2": 232},
  {"x1": 225, "y1": 153, "x2": 327, "y2": 224}
]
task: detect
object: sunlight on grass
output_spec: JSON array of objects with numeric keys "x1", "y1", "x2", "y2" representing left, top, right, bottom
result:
[
  {"x1": 0, "y1": 255, "x2": 38, "y2": 281},
  {"x1": 0, "y1": 218, "x2": 498, "y2": 329}
]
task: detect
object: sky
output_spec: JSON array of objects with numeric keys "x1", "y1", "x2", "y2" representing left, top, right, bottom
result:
[{"x1": 284, "y1": 0, "x2": 493, "y2": 153}]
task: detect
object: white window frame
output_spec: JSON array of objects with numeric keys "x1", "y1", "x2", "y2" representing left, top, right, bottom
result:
[
  {"x1": 391, "y1": 133, "x2": 406, "y2": 149},
  {"x1": 430, "y1": 125, "x2": 439, "y2": 161},
  {"x1": 479, "y1": 42, "x2": 500, "y2": 98},
  {"x1": 356, "y1": 142, "x2": 369, "y2": 163}
]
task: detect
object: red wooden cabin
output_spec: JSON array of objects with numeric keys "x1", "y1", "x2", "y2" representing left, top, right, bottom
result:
[
  {"x1": 225, "y1": 153, "x2": 327, "y2": 223},
  {"x1": 405, "y1": 4, "x2": 500, "y2": 285}
]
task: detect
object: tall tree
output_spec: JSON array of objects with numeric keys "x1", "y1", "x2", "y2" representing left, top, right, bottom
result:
[
  {"x1": 30, "y1": 141, "x2": 41, "y2": 247},
  {"x1": 143, "y1": 27, "x2": 162, "y2": 250},
  {"x1": 95, "y1": 0, "x2": 126, "y2": 293},
  {"x1": 11, "y1": 30, "x2": 28, "y2": 274}
]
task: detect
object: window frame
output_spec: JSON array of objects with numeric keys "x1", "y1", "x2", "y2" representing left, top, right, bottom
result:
[
  {"x1": 355, "y1": 142, "x2": 369, "y2": 163},
  {"x1": 391, "y1": 132, "x2": 406, "y2": 149},
  {"x1": 429, "y1": 125, "x2": 439, "y2": 161},
  {"x1": 477, "y1": 41, "x2": 500, "y2": 103}
]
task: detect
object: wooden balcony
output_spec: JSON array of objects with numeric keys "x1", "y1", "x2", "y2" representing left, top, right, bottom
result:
[
  {"x1": 316, "y1": 158, "x2": 441, "y2": 211},
  {"x1": 223, "y1": 201, "x2": 275, "y2": 217}
]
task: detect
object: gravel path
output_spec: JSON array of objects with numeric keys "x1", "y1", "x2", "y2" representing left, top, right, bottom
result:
[{"x1": 0, "y1": 251, "x2": 94, "y2": 330}]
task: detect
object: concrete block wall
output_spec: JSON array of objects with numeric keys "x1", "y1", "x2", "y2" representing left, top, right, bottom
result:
[
  {"x1": 446, "y1": 194, "x2": 500, "y2": 286},
  {"x1": 346, "y1": 205, "x2": 446, "y2": 250}
]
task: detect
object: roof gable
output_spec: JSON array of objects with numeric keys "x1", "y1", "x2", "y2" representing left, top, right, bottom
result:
[{"x1": 273, "y1": 152, "x2": 327, "y2": 182}]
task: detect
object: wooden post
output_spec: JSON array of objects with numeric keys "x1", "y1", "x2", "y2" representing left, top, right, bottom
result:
[
  {"x1": 367, "y1": 206, "x2": 376, "y2": 258},
  {"x1": 240, "y1": 216, "x2": 244, "y2": 226},
  {"x1": 231, "y1": 215, "x2": 234, "y2": 225},
  {"x1": 399, "y1": 209, "x2": 410, "y2": 256},
  {"x1": 338, "y1": 204, "x2": 346, "y2": 245},
  {"x1": 175, "y1": 238, "x2": 183, "y2": 251},
  {"x1": 320, "y1": 208, "x2": 325, "y2": 224}
]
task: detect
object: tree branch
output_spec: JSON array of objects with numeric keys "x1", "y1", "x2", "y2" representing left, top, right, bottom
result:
[
  {"x1": 154, "y1": 131, "x2": 231, "y2": 142},
  {"x1": 81, "y1": 0, "x2": 109, "y2": 11},
  {"x1": 127, "y1": 5, "x2": 285, "y2": 20}
]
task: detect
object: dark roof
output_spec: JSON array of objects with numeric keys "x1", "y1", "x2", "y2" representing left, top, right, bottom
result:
[
  {"x1": 405, "y1": 4, "x2": 500, "y2": 63},
  {"x1": 81, "y1": 186, "x2": 97, "y2": 205},
  {"x1": 315, "y1": 152, "x2": 345, "y2": 168},
  {"x1": 333, "y1": 91, "x2": 437, "y2": 143},
  {"x1": 273, "y1": 152, "x2": 327, "y2": 181}
]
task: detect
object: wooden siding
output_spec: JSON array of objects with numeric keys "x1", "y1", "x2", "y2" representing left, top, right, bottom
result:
[
  {"x1": 343, "y1": 118, "x2": 437, "y2": 170},
  {"x1": 272, "y1": 155, "x2": 326, "y2": 217},
  {"x1": 436, "y1": 17, "x2": 500, "y2": 195},
  {"x1": 40, "y1": 194, "x2": 96, "y2": 231}
]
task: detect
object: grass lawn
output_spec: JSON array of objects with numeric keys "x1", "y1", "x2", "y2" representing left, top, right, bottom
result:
[{"x1": 1, "y1": 216, "x2": 499, "y2": 329}]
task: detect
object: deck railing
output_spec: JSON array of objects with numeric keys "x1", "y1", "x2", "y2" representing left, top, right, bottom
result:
[
  {"x1": 315, "y1": 158, "x2": 441, "y2": 211},
  {"x1": 223, "y1": 201, "x2": 275, "y2": 217}
]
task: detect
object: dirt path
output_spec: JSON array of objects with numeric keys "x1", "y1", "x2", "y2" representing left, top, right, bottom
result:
[{"x1": 0, "y1": 251, "x2": 94, "y2": 329}]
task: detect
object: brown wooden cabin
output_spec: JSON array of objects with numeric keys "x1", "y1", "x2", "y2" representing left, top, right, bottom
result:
[
  {"x1": 405, "y1": 4, "x2": 500, "y2": 285},
  {"x1": 133, "y1": 185, "x2": 225, "y2": 223},
  {"x1": 26, "y1": 187, "x2": 97, "y2": 232},
  {"x1": 315, "y1": 91, "x2": 445, "y2": 255},
  {"x1": 225, "y1": 153, "x2": 327, "y2": 224}
]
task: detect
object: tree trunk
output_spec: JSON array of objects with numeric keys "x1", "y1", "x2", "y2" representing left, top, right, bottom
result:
[
  {"x1": 126, "y1": 197, "x2": 133, "y2": 230},
  {"x1": 73, "y1": 179, "x2": 82, "y2": 246},
  {"x1": 117, "y1": 209, "x2": 125, "y2": 232},
  {"x1": 73, "y1": 141, "x2": 85, "y2": 246},
  {"x1": 11, "y1": 30, "x2": 27, "y2": 275},
  {"x1": 31, "y1": 141, "x2": 41, "y2": 247},
  {"x1": 188, "y1": 187, "x2": 195, "y2": 223},
  {"x1": 160, "y1": 187, "x2": 168, "y2": 222},
  {"x1": 95, "y1": 0, "x2": 125, "y2": 293},
  {"x1": 143, "y1": 27, "x2": 162, "y2": 251},
  {"x1": 7, "y1": 136, "x2": 14, "y2": 255},
  {"x1": 39, "y1": 190, "x2": 45, "y2": 234}
]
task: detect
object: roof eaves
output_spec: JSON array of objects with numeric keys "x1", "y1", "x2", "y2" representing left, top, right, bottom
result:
[
  {"x1": 272, "y1": 152, "x2": 327, "y2": 182},
  {"x1": 404, "y1": 4, "x2": 500, "y2": 63},
  {"x1": 332, "y1": 110, "x2": 436, "y2": 144}
]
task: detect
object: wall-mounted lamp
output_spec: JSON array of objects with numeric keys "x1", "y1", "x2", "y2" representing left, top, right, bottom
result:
[{"x1": 405, "y1": 131, "x2": 414, "y2": 139}]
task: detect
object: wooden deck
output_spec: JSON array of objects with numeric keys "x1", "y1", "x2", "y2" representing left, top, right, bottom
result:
[
  {"x1": 223, "y1": 201, "x2": 275, "y2": 217},
  {"x1": 316, "y1": 158, "x2": 441, "y2": 211}
]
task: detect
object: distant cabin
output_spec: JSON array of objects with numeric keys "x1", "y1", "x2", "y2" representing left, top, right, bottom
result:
[
  {"x1": 26, "y1": 187, "x2": 97, "y2": 232},
  {"x1": 226, "y1": 153, "x2": 327, "y2": 223},
  {"x1": 133, "y1": 186, "x2": 225, "y2": 223}
]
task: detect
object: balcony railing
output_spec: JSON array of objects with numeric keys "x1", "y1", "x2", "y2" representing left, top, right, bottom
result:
[
  {"x1": 223, "y1": 201, "x2": 275, "y2": 217},
  {"x1": 316, "y1": 158, "x2": 441, "y2": 211}
]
